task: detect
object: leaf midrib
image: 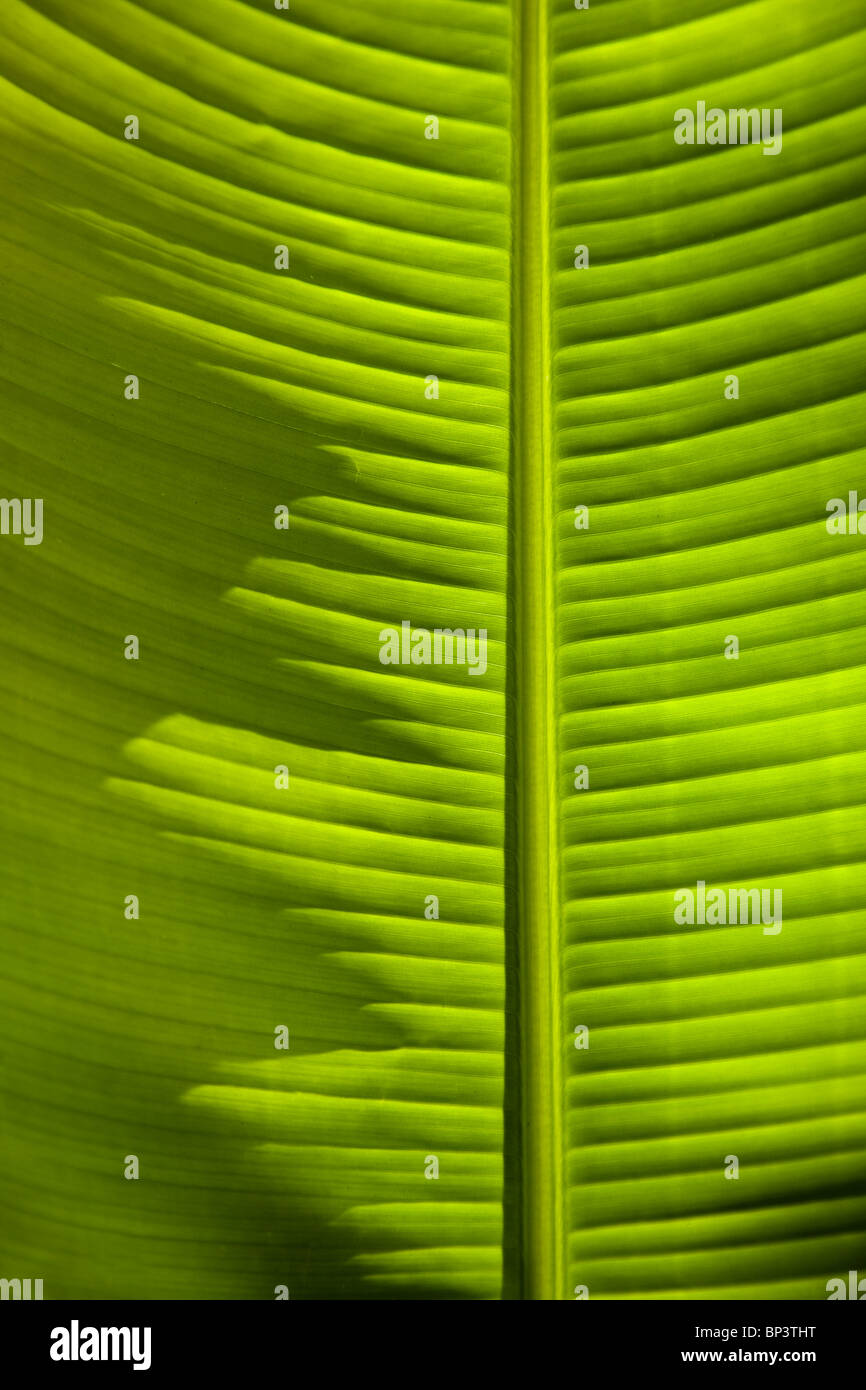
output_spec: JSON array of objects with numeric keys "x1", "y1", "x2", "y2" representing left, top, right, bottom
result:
[{"x1": 509, "y1": 0, "x2": 564, "y2": 1300}]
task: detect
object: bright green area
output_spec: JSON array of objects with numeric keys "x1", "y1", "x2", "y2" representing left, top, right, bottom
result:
[{"x1": 554, "y1": 0, "x2": 866, "y2": 1300}]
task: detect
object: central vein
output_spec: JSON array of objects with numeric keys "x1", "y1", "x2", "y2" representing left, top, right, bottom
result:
[{"x1": 508, "y1": 0, "x2": 564, "y2": 1301}]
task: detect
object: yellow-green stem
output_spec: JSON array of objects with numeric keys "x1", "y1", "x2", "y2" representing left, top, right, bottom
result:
[{"x1": 510, "y1": 0, "x2": 564, "y2": 1300}]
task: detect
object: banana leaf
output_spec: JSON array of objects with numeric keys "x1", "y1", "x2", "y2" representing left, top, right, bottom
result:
[{"x1": 0, "y1": 0, "x2": 864, "y2": 1300}]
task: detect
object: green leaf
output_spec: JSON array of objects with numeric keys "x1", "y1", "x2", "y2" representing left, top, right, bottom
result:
[{"x1": 1, "y1": 0, "x2": 864, "y2": 1302}]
